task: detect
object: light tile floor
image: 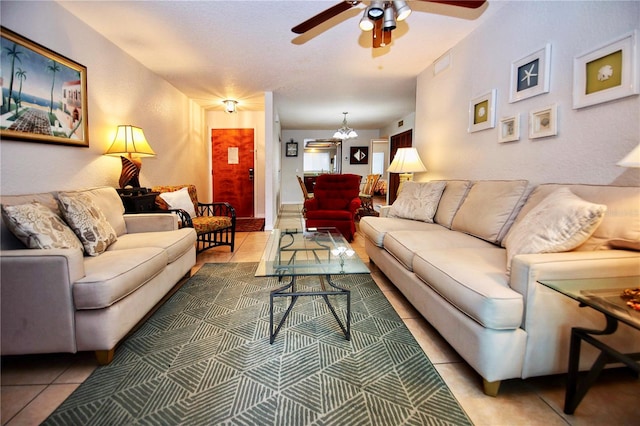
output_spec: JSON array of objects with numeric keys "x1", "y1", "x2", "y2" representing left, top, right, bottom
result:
[{"x1": 2, "y1": 204, "x2": 639, "y2": 425}]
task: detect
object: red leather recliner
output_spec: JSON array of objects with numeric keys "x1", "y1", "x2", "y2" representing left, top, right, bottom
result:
[{"x1": 304, "y1": 174, "x2": 361, "y2": 241}]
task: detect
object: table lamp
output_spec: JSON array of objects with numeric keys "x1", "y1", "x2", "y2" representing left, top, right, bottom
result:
[
  {"x1": 387, "y1": 147, "x2": 427, "y2": 193},
  {"x1": 105, "y1": 125, "x2": 156, "y2": 188}
]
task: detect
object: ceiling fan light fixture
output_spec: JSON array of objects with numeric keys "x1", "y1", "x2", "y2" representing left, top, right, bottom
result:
[
  {"x1": 359, "y1": 8, "x2": 374, "y2": 31},
  {"x1": 368, "y1": 1, "x2": 385, "y2": 20},
  {"x1": 393, "y1": 1, "x2": 412, "y2": 21},
  {"x1": 382, "y1": 5, "x2": 396, "y2": 31}
]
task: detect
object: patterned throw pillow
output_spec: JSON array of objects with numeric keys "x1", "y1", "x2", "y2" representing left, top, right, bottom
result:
[
  {"x1": 504, "y1": 188, "x2": 607, "y2": 273},
  {"x1": 388, "y1": 181, "x2": 447, "y2": 223},
  {"x1": 1, "y1": 201, "x2": 84, "y2": 251},
  {"x1": 58, "y1": 192, "x2": 117, "y2": 256}
]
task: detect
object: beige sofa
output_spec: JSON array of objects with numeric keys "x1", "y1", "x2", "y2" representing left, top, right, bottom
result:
[
  {"x1": 360, "y1": 180, "x2": 640, "y2": 395},
  {"x1": 1, "y1": 187, "x2": 197, "y2": 364}
]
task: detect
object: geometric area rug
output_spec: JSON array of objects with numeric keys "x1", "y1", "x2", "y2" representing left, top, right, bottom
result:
[{"x1": 44, "y1": 263, "x2": 472, "y2": 425}]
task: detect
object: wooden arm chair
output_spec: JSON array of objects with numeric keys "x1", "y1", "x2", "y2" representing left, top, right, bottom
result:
[
  {"x1": 303, "y1": 174, "x2": 361, "y2": 242},
  {"x1": 357, "y1": 174, "x2": 381, "y2": 219},
  {"x1": 152, "y1": 185, "x2": 236, "y2": 253}
]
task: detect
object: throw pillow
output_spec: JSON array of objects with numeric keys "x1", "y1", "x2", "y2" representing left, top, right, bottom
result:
[
  {"x1": 1, "y1": 201, "x2": 84, "y2": 251},
  {"x1": 58, "y1": 192, "x2": 118, "y2": 256},
  {"x1": 159, "y1": 187, "x2": 197, "y2": 218},
  {"x1": 504, "y1": 188, "x2": 607, "y2": 272},
  {"x1": 388, "y1": 181, "x2": 447, "y2": 223}
]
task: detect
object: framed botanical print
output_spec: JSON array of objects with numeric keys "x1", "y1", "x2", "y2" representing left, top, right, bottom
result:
[
  {"x1": 286, "y1": 140, "x2": 298, "y2": 157},
  {"x1": 468, "y1": 89, "x2": 497, "y2": 133},
  {"x1": 573, "y1": 31, "x2": 638, "y2": 109},
  {"x1": 509, "y1": 44, "x2": 552, "y2": 103}
]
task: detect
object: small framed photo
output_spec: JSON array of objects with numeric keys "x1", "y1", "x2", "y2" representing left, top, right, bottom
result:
[
  {"x1": 529, "y1": 104, "x2": 557, "y2": 139},
  {"x1": 286, "y1": 140, "x2": 298, "y2": 157},
  {"x1": 350, "y1": 146, "x2": 368, "y2": 165},
  {"x1": 468, "y1": 89, "x2": 496, "y2": 133},
  {"x1": 498, "y1": 114, "x2": 520, "y2": 143},
  {"x1": 509, "y1": 44, "x2": 552, "y2": 103},
  {"x1": 573, "y1": 30, "x2": 639, "y2": 109}
]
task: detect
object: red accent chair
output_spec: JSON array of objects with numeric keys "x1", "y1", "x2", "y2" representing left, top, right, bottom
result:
[{"x1": 303, "y1": 174, "x2": 362, "y2": 241}]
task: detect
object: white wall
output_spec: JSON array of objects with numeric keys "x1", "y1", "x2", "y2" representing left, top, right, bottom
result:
[
  {"x1": 280, "y1": 129, "x2": 380, "y2": 204},
  {"x1": 380, "y1": 112, "x2": 415, "y2": 139},
  {"x1": 1, "y1": 1, "x2": 208, "y2": 195},
  {"x1": 415, "y1": 1, "x2": 640, "y2": 186}
]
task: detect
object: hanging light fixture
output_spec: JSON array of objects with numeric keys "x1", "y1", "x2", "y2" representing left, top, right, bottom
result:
[
  {"x1": 333, "y1": 112, "x2": 358, "y2": 140},
  {"x1": 223, "y1": 99, "x2": 238, "y2": 113},
  {"x1": 360, "y1": 1, "x2": 413, "y2": 49}
]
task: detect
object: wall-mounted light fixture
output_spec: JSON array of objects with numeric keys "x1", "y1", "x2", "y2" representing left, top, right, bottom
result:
[
  {"x1": 223, "y1": 99, "x2": 238, "y2": 113},
  {"x1": 104, "y1": 125, "x2": 156, "y2": 188}
]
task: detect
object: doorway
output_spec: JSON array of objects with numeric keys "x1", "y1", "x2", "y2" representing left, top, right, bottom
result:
[
  {"x1": 211, "y1": 129, "x2": 255, "y2": 218},
  {"x1": 388, "y1": 129, "x2": 413, "y2": 204}
]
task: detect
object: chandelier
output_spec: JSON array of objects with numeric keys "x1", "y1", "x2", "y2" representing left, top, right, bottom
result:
[
  {"x1": 333, "y1": 112, "x2": 358, "y2": 140},
  {"x1": 359, "y1": 1, "x2": 412, "y2": 48}
]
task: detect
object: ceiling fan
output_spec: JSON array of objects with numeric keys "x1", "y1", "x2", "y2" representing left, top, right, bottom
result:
[{"x1": 292, "y1": 1, "x2": 487, "y2": 48}]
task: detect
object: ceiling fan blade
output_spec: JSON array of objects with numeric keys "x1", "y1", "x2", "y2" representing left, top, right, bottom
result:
[
  {"x1": 424, "y1": 0, "x2": 487, "y2": 9},
  {"x1": 291, "y1": 1, "x2": 360, "y2": 34}
]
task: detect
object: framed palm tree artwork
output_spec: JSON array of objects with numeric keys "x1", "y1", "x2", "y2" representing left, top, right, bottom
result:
[{"x1": 0, "y1": 26, "x2": 89, "y2": 147}]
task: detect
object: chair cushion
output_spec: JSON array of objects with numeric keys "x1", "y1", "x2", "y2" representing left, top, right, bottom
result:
[
  {"x1": 159, "y1": 187, "x2": 197, "y2": 218},
  {"x1": 58, "y1": 191, "x2": 118, "y2": 256},
  {"x1": 192, "y1": 216, "x2": 232, "y2": 233},
  {"x1": 1, "y1": 201, "x2": 84, "y2": 251},
  {"x1": 152, "y1": 185, "x2": 199, "y2": 215}
]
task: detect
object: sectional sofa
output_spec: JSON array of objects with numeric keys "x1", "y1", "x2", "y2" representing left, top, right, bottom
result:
[
  {"x1": 1, "y1": 186, "x2": 196, "y2": 364},
  {"x1": 359, "y1": 180, "x2": 640, "y2": 395}
]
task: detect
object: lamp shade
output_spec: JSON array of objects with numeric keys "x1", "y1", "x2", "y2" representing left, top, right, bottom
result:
[
  {"x1": 105, "y1": 125, "x2": 156, "y2": 157},
  {"x1": 387, "y1": 147, "x2": 427, "y2": 173},
  {"x1": 617, "y1": 143, "x2": 640, "y2": 167}
]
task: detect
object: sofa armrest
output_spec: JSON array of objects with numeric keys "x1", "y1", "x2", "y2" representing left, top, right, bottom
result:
[
  {"x1": 0, "y1": 249, "x2": 85, "y2": 355},
  {"x1": 124, "y1": 213, "x2": 179, "y2": 233},
  {"x1": 510, "y1": 250, "x2": 640, "y2": 301}
]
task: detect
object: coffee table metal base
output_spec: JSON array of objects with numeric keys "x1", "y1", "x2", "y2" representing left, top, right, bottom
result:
[{"x1": 269, "y1": 275, "x2": 351, "y2": 344}]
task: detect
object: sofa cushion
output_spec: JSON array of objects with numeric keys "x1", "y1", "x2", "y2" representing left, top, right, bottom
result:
[
  {"x1": 388, "y1": 181, "x2": 446, "y2": 223},
  {"x1": 108, "y1": 228, "x2": 196, "y2": 263},
  {"x1": 1, "y1": 202, "x2": 84, "y2": 251},
  {"x1": 384, "y1": 229, "x2": 497, "y2": 271},
  {"x1": 412, "y1": 247, "x2": 524, "y2": 330},
  {"x1": 58, "y1": 191, "x2": 118, "y2": 256},
  {"x1": 159, "y1": 187, "x2": 197, "y2": 218},
  {"x1": 433, "y1": 180, "x2": 473, "y2": 229},
  {"x1": 73, "y1": 247, "x2": 167, "y2": 310},
  {"x1": 504, "y1": 188, "x2": 606, "y2": 272},
  {"x1": 359, "y1": 216, "x2": 443, "y2": 247},
  {"x1": 1, "y1": 192, "x2": 61, "y2": 250},
  {"x1": 451, "y1": 180, "x2": 529, "y2": 244},
  {"x1": 511, "y1": 183, "x2": 640, "y2": 251}
]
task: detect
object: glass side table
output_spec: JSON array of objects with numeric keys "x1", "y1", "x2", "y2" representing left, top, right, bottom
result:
[{"x1": 538, "y1": 277, "x2": 640, "y2": 414}]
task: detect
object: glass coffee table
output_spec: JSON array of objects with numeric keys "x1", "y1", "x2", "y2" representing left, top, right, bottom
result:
[
  {"x1": 539, "y1": 276, "x2": 640, "y2": 414},
  {"x1": 255, "y1": 228, "x2": 370, "y2": 343}
]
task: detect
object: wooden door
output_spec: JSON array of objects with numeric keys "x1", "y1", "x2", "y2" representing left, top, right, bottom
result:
[
  {"x1": 388, "y1": 129, "x2": 413, "y2": 204},
  {"x1": 211, "y1": 129, "x2": 255, "y2": 218}
]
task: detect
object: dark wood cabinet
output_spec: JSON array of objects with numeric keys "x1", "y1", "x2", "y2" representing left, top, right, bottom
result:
[{"x1": 118, "y1": 191, "x2": 159, "y2": 213}]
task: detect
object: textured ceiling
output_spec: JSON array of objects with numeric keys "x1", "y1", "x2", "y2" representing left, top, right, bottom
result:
[{"x1": 58, "y1": 0, "x2": 503, "y2": 130}]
